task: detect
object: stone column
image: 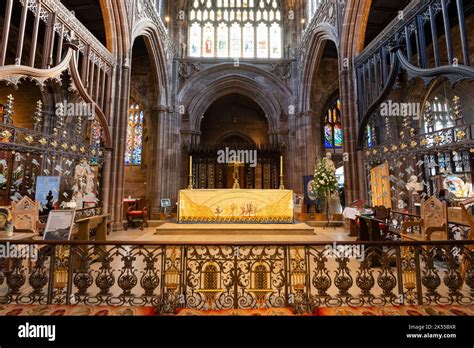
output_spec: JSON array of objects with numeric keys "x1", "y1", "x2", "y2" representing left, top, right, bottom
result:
[
  {"x1": 146, "y1": 107, "x2": 160, "y2": 218},
  {"x1": 100, "y1": 149, "x2": 112, "y2": 216},
  {"x1": 148, "y1": 105, "x2": 180, "y2": 218},
  {"x1": 109, "y1": 63, "x2": 131, "y2": 230},
  {"x1": 287, "y1": 110, "x2": 317, "y2": 192},
  {"x1": 339, "y1": 68, "x2": 367, "y2": 204}
]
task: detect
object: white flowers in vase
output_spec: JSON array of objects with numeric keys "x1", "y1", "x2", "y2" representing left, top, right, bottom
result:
[{"x1": 312, "y1": 159, "x2": 338, "y2": 199}]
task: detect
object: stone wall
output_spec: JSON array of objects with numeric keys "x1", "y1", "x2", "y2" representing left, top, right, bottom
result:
[
  {"x1": 200, "y1": 94, "x2": 270, "y2": 146},
  {"x1": 123, "y1": 166, "x2": 147, "y2": 199}
]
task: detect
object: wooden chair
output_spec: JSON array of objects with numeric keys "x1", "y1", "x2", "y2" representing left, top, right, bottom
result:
[
  {"x1": 125, "y1": 199, "x2": 149, "y2": 231},
  {"x1": 401, "y1": 196, "x2": 448, "y2": 241}
]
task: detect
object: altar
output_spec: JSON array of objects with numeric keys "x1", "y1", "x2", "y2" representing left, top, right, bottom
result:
[{"x1": 178, "y1": 189, "x2": 294, "y2": 224}]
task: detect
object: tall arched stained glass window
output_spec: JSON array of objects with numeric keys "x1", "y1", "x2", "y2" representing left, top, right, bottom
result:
[
  {"x1": 324, "y1": 98, "x2": 343, "y2": 149},
  {"x1": 188, "y1": 0, "x2": 283, "y2": 59},
  {"x1": 125, "y1": 101, "x2": 144, "y2": 166}
]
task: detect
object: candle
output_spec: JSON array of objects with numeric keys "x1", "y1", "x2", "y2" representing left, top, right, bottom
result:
[
  {"x1": 280, "y1": 156, "x2": 283, "y2": 176},
  {"x1": 189, "y1": 156, "x2": 192, "y2": 174}
]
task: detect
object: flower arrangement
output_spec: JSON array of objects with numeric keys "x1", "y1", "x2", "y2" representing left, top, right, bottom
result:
[{"x1": 312, "y1": 159, "x2": 339, "y2": 199}]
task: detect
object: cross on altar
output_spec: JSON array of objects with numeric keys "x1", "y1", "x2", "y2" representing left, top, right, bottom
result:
[{"x1": 230, "y1": 161, "x2": 244, "y2": 190}]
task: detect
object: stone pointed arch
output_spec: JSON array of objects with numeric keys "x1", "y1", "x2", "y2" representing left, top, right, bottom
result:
[
  {"x1": 178, "y1": 63, "x2": 292, "y2": 139},
  {"x1": 99, "y1": 0, "x2": 130, "y2": 54},
  {"x1": 132, "y1": 20, "x2": 170, "y2": 106},
  {"x1": 300, "y1": 23, "x2": 339, "y2": 112}
]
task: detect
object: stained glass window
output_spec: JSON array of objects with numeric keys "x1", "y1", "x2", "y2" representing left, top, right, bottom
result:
[
  {"x1": 324, "y1": 98, "x2": 343, "y2": 149},
  {"x1": 125, "y1": 101, "x2": 144, "y2": 166},
  {"x1": 188, "y1": 0, "x2": 282, "y2": 59}
]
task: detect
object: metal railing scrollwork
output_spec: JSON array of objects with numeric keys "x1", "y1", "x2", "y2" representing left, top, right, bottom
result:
[{"x1": 0, "y1": 240, "x2": 473, "y2": 314}]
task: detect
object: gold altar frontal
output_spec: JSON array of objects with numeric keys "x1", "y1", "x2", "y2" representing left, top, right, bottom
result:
[{"x1": 178, "y1": 189, "x2": 294, "y2": 224}]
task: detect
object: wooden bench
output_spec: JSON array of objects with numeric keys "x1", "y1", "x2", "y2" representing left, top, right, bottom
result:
[{"x1": 75, "y1": 214, "x2": 110, "y2": 242}]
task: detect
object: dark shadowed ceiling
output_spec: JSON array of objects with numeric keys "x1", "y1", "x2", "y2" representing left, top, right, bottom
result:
[
  {"x1": 364, "y1": 0, "x2": 411, "y2": 46},
  {"x1": 321, "y1": 40, "x2": 338, "y2": 59},
  {"x1": 60, "y1": 0, "x2": 107, "y2": 47}
]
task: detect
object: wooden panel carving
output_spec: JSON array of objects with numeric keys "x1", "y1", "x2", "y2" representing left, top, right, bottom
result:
[
  {"x1": 12, "y1": 196, "x2": 38, "y2": 232},
  {"x1": 421, "y1": 196, "x2": 447, "y2": 232}
]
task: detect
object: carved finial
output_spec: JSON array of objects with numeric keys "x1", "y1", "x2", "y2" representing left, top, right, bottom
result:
[
  {"x1": 452, "y1": 95, "x2": 463, "y2": 125},
  {"x1": 424, "y1": 101, "x2": 433, "y2": 132},
  {"x1": 2, "y1": 94, "x2": 14, "y2": 125},
  {"x1": 33, "y1": 100, "x2": 43, "y2": 132}
]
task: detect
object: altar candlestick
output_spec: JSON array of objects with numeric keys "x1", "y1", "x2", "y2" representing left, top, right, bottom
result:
[
  {"x1": 280, "y1": 156, "x2": 285, "y2": 190},
  {"x1": 188, "y1": 156, "x2": 193, "y2": 190}
]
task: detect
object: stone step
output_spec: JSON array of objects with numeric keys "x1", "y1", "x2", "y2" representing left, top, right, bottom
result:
[
  {"x1": 155, "y1": 222, "x2": 316, "y2": 236},
  {"x1": 304, "y1": 221, "x2": 344, "y2": 228}
]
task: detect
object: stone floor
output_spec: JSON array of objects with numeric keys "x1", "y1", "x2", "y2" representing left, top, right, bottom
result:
[{"x1": 109, "y1": 223, "x2": 355, "y2": 243}]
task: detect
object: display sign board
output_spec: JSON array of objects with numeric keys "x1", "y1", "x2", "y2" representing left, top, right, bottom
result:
[
  {"x1": 43, "y1": 210, "x2": 75, "y2": 241},
  {"x1": 35, "y1": 176, "x2": 60, "y2": 207},
  {"x1": 161, "y1": 199, "x2": 172, "y2": 208}
]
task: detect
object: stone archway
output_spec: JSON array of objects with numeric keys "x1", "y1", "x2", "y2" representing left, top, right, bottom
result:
[
  {"x1": 187, "y1": 92, "x2": 282, "y2": 190},
  {"x1": 178, "y1": 63, "x2": 291, "y2": 148},
  {"x1": 177, "y1": 64, "x2": 292, "y2": 190}
]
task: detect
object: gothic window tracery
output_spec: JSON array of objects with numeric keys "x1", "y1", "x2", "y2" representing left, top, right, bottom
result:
[{"x1": 188, "y1": 0, "x2": 282, "y2": 59}]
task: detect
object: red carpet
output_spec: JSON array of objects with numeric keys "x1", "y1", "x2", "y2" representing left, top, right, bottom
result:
[{"x1": 0, "y1": 304, "x2": 156, "y2": 316}]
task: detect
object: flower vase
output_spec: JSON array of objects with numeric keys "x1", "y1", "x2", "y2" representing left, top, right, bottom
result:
[{"x1": 6, "y1": 222, "x2": 13, "y2": 237}]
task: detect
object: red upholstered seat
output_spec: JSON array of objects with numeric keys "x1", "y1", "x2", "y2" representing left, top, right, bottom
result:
[{"x1": 125, "y1": 199, "x2": 149, "y2": 231}]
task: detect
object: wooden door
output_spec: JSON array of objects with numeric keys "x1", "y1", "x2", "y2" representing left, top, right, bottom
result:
[{"x1": 370, "y1": 162, "x2": 392, "y2": 208}]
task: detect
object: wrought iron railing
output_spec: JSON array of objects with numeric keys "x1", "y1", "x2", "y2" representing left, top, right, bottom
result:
[
  {"x1": 0, "y1": 123, "x2": 105, "y2": 163},
  {"x1": 364, "y1": 122, "x2": 474, "y2": 162},
  {"x1": 0, "y1": 240, "x2": 473, "y2": 314}
]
